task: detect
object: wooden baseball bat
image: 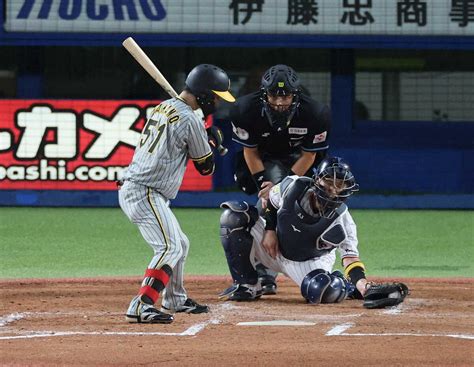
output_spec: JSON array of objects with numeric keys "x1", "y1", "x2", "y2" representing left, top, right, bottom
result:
[
  {"x1": 122, "y1": 37, "x2": 227, "y2": 156},
  {"x1": 122, "y1": 37, "x2": 179, "y2": 98}
]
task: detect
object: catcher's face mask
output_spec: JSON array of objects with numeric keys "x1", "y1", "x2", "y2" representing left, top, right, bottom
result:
[
  {"x1": 313, "y1": 160, "x2": 359, "y2": 219},
  {"x1": 261, "y1": 89, "x2": 300, "y2": 133}
]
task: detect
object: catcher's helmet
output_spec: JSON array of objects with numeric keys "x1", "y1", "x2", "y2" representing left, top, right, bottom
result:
[
  {"x1": 300, "y1": 269, "x2": 331, "y2": 304},
  {"x1": 260, "y1": 64, "x2": 301, "y2": 132},
  {"x1": 185, "y1": 64, "x2": 235, "y2": 116},
  {"x1": 312, "y1": 157, "x2": 359, "y2": 218},
  {"x1": 301, "y1": 270, "x2": 353, "y2": 304}
]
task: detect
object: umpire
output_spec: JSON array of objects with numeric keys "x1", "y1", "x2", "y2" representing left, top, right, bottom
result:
[
  {"x1": 231, "y1": 64, "x2": 330, "y2": 196},
  {"x1": 230, "y1": 64, "x2": 331, "y2": 294}
]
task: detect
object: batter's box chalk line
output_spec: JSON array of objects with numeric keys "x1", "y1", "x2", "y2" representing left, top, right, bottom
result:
[
  {"x1": 237, "y1": 320, "x2": 316, "y2": 326},
  {"x1": 221, "y1": 301, "x2": 363, "y2": 322},
  {"x1": 0, "y1": 305, "x2": 229, "y2": 340},
  {"x1": 381, "y1": 298, "x2": 473, "y2": 319},
  {"x1": 326, "y1": 322, "x2": 474, "y2": 340}
]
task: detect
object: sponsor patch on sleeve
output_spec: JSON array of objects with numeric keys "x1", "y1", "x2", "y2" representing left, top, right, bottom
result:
[
  {"x1": 313, "y1": 131, "x2": 327, "y2": 143},
  {"x1": 288, "y1": 127, "x2": 307, "y2": 135},
  {"x1": 232, "y1": 122, "x2": 249, "y2": 140}
]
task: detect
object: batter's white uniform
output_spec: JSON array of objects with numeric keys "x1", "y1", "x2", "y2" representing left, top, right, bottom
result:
[
  {"x1": 249, "y1": 176, "x2": 360, "y2": 286},
  {"x1": 119, "y1": 97, "x2": 211, "y2": 311}
]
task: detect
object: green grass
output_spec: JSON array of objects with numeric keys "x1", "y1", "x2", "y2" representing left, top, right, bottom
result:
[
  {"x1": 350, "y1": 210, "x2": 474, "y2": 277},
  {"x1": 0, "y1": 208, "x2": 472, "y2": 279}
]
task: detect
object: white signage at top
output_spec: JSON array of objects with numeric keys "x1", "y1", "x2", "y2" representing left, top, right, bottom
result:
[{"x1": 5, "y1": 0, "x2": 473, "y2": 35}]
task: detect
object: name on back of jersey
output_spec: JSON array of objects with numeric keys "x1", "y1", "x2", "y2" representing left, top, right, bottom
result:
[{"x1": 153, "y1": 103, "x2": 180, "y2": 124}]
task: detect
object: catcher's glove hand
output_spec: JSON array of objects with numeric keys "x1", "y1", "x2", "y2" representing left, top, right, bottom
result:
[{"x1": 363, "y1": 282, "x2": 409, "y2": 309}]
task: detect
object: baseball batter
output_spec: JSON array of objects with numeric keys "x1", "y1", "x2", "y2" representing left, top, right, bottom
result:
[
  {"x1": 219, "y1": 157, "x2": 409, "y2": 308},
  {"x1": 120, "y1": 64, "x2": 235, "y2": 324}
]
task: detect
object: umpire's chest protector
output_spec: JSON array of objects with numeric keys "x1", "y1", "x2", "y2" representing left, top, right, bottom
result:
[{"x1": 277, "y1": 178, "x2": 346, "y2": 262}]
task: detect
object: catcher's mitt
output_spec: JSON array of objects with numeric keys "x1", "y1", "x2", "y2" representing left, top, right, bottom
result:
[{"x1": 363, "y1": 282, "x2": 409, "y2": 309}]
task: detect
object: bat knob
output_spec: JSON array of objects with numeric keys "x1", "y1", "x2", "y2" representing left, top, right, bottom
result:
[{"x1": 218, "y1": 146, "x2": 228, "y2": 156}]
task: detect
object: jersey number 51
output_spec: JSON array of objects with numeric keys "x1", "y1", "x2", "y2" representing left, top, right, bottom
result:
[{"x1": 140, "y1": 120, "x2": 166, "y2": 153}]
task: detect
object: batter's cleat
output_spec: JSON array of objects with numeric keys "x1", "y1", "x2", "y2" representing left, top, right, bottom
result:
[
  {"x1": 125, "y1": 296, "x2": 174, "y2": 324},
  {"x1": 218, "y1": 283, "x2": 262, "y2": 301},
  {"x1": 161, "y1": 298, "x2": 210, "y2": 315},
  {"x1": 259, "y1": 276, "x2": 278, "y2": 295}
]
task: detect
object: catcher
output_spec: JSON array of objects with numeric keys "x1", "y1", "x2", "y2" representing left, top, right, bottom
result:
[{"x1": 218, "y1": 157, "x2": 409, "y2": 308}]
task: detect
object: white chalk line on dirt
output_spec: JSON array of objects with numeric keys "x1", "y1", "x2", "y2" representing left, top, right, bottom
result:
[
  {"x1": 325, "y1": 322, "x2": 355, "y2": 335},
  {"x1": 237, "y1": 320, "x2": 316, "y2": 326},
  {"x1": 382, "y1": 300, "x2": 409, "y2": 315},
  {"x1": 381, "y1": 298, "x2": 474, "y2": 319},
  {"x1": 326, "y1": 322, "x2": 474, "y2": 340},
  {"x1": 221, "y1": 302, "x2": 363, "y2": 321},
  {"x1": 326, "y1": 301, "x2": 474, "y2": 340},
  {"x1": 0, "y1": 312, "x2": 25, "y2": 327},
  {"x1": 0, "y1": 306, "x2": 227, "y2": 340}
]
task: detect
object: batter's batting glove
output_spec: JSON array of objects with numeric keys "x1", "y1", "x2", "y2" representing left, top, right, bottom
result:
[{"x1": 206, "y1": 126, "x2": 227, "y2": 156}]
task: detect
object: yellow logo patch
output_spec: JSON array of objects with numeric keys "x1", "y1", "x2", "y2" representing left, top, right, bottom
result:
[{"x1": 278, "y1": 82, "x2": 285, "y2": 88}]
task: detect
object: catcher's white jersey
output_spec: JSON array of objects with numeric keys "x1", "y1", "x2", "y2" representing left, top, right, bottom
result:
[
  {"x1": 269, "y1": 175, "x2": 359, "y2": 259},
  {"x1": 123, "y1": 97, "x2": 211, "y2": 200},
  {"x1": 251, "y1": 176, "x2": 360, "y2": 286}
]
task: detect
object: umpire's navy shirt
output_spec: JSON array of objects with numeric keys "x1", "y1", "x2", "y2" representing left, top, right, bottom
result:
[{"x1": 230, "y1": 92, "x2": 331, "y2": 158}]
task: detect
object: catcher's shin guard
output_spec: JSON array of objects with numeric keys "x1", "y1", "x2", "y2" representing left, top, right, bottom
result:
[
  {"x1": 301, "y1": 269, "x2": 331, "y2": 304},
  {"x1": 220, "y1": 201, "x2": 259, "y2": 284}
]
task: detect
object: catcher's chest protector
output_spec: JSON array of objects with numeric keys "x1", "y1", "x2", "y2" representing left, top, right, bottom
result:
[{"x1": 277, "y1": 178, "x2": 346, "y2": 262}]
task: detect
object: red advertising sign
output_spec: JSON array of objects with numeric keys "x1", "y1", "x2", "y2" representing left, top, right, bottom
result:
[{"x1": 0, "y1": 100, "x2": 213, "y2": 191}]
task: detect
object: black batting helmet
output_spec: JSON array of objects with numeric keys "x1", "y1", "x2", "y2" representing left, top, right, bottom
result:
[
  {"x1": 260, "y1": 64, "x2": 301, "y2": 132},
  {"x1": 185, "y1": 64, "x2": 235, "y2": 116},
  {"x1": 185, "y1": 64, "x2": 235, "y2": 102}
]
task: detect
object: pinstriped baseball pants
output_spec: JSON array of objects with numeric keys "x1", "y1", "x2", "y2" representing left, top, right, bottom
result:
[
  {"x1": 119, "y1": 180, "x2": 189, "y2": 311},
  {"x1": 250, "y1": 217, "x2": 337, "y2": 287}
]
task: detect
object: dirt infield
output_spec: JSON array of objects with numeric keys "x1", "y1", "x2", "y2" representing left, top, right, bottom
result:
[{"x1": 1, "y1": 276, "x2": 473, "y2": 366}]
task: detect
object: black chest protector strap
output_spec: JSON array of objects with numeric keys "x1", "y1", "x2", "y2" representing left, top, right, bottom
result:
[
  {"x1": 281, "y1": 177, "x2": 312, "y2": 207},
  {"x1": 277, "y1": 178, "x2": 347, "y2": 262}
]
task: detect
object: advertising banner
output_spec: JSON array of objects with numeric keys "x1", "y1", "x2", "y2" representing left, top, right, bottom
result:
[
  {"x1": 4, "y1": 0, "x2": 473, "y2": 35},
  {"x1": 0, "y1": 99, "x2": 213, "y2": 191}
]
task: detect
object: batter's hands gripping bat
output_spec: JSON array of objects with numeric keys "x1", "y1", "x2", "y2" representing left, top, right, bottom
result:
[{"x1": 122, "y1": 37, "x2": 228, "y2": 156}]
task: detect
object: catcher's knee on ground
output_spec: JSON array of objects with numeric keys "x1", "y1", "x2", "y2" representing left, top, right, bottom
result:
[
  {"x1": 301, "y1": 269, "x2": 353, "y2": 304},
  {"x1": 220, "y1": 201, "x2": 259, "y2": 284}
]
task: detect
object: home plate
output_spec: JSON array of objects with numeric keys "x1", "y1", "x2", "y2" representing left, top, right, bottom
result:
[{"x1": 237, "y1": 320, "x2": 316, "y2": 326}]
